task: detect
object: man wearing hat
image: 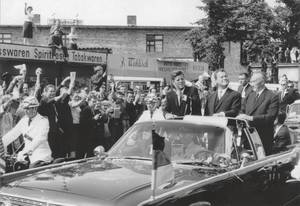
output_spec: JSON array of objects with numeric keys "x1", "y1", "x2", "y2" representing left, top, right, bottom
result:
[{"x1": 2, "y1": 96, "x2": 52, "y2": 168}]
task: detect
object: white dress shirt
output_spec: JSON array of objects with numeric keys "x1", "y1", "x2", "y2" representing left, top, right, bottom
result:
[
  {"x1": 217, "y1": 87, "x2": 228, "y2": 99},
  {"x1": 241, "y1": 84, "x2": 249, "y2": 98},
  {"x1": 2, "y1": 113, "x2": 52, "y2": 163}
]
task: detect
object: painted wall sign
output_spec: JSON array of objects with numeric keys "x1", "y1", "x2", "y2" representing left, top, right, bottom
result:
[{"x1": 0, "y1": 43, "x2": 106, "y2": 64}]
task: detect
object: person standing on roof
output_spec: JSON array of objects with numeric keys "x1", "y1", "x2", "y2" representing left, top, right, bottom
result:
[{"x1": 22, "y1": 3, "x2": 36, "y2": 45}]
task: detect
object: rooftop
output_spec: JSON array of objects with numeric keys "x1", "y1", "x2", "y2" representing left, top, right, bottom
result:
[{"x1": 0, "y1": 24, "x2": 194, "y2": 31}]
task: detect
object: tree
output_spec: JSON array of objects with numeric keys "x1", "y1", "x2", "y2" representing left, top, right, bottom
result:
[
  {"x1": 275, "y1": 0, "x2": 300, "y2": 47},
  {"x1": 186, "y1": 0, "x2": 280, "y2": 67}
]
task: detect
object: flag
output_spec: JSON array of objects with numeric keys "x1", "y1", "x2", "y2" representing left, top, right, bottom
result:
[{"x1": 151, "y1": 130, "x2": 174, "y2": 195}]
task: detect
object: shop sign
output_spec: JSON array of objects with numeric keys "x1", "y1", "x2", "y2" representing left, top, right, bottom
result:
[
  {"x1": 157, "y1": 61, "x2": 188, "y2": 72},
  {"x1": 0, "y1": 43, "x2": 106, "y2": 64}
]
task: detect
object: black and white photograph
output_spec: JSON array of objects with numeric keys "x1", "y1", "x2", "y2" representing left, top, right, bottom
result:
[{"x1": 0, "y1": 0, "x2": 300, "y2": 205}]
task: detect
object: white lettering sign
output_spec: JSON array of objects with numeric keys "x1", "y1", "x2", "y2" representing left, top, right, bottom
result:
[{"x1": 0, "y1": 43, "x2": 107, "y2": 64}]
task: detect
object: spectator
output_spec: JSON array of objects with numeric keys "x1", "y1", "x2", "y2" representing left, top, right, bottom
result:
[
  {"x1": 48, "y1": 20, "x2": 69, "y2": 61},
  {"x1": 55, "y1": 77, "x2": 75, "y2": 158},
  {"x1": 136, "y1": 94, "x2": 165, "y2": 122},
  {"x1": 69, "y1": 91, "x2": 84, "y2": 158},
  {"x1": 291, "y1": 47, "x2": 298, "y2": 63},
  {"x1": 277, "y1": 47, "x2": 284, "y2": 63},
  {"x1": 285, "y1": 47, "x2": 290, "y2": 63},
  {"x1": 122, "y1": 90, "x2": 137, "y2": 132},
  {"x1": 261, "y1": 57, "x2": 268, "y2": 73},
  {"x1": 272, "y1": 112, "x2": 291, "y2": 154},
  {"x1": 278, "y1": 77, "x2": 299, "y2": 112},
  {"x1": 22, "y1": 3, "x2": 36, "y2": 45},
  {"x1": 78, "y1": 96, "x2": 95, "y2": 158},
  {"x1": 271, "y1": 55, "x2": 278, "y2": 83},
  {"x1": 91, "y1": 65, "x2": 106, "y2": 91},
  {"x1": 67, "y1": 26, "x2": 79, "y2": 50},
  {"x1": 38, "y1": 84, "x2": 66, "y2": 159}
]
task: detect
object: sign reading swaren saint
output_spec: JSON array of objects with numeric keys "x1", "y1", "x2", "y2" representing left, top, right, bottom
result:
[{"x1": 0, "y1": 43, "x2": 106, "y2": 64}]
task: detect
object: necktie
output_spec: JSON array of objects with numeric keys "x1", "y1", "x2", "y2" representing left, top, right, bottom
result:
[
  {"x1": 255, "y1": 93, "x2": 260, "y2": 102},
  {"x1": 28, "y1": 118, "x2": 32, "y2": 126},
  {"x1": 281, "y1": 90, "x2": 286, "y2": 101},
  {"x1": 218, "y1": 90, "x2": 223, "y2": 100}
]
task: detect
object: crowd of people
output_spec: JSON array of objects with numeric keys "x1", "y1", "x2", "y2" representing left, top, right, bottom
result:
[{"x1": 0, "y1": 63, "x2": 299, "y2": 171}]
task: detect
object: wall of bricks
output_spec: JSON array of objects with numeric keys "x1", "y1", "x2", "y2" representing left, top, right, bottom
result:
[
  {"x1": 0, "y1": 25, "x2": 193, "y2": 58},
  {"x1": 0, "y1": 25, "x2": 245, "y2": 81}
]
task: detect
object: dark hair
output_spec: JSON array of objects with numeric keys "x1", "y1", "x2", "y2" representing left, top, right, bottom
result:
[
  {"x1": 239, "y1": 72, "x2": 249, "y2": 78},
  {"x1": 44, "y1": 84, "x2": 55, "y2": 92},
  {"x1": 277, "y1": 112, "x2": 287, "y2": 124},
  {"x1": 171, "y1": 70, "x2": 184, "y2": 80}
]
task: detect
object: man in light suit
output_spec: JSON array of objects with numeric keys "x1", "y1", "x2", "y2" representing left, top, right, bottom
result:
[
  {"x1": 3, "y1": 96, "x2": 52, "y2": 168},
  {"x1": 238, "y1": 72, "x2": 279, "y2": 155},
  {"x1": 205, "y1": 70, "x2": 241, "y2": 117},
  {"x1": 165, "y1": 70, "x2": 201, "y2": 116}
]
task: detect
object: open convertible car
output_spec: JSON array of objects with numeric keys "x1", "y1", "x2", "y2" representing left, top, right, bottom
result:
[
  {"x1": 286, "y1": 99, "x2": 300, "y2": 143},
  {"x1": 0, "y1": 116, "x2": 299, "y2": 206}
]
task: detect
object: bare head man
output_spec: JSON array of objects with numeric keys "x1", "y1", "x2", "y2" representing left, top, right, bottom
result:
[
  {"x1": 250, "y1": 72, "x2": 266, "y2": 92},
  {"x1": 216, "y1": 70, "x2": 229, "y2": 89},
  {"x1": 238, "y1": 72, "x2": 249, "y2": 87}
]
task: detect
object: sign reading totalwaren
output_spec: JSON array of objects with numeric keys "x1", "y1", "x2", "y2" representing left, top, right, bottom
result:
[{"x1": 0, "y1": 43, "x2": 107, "y2": 64}]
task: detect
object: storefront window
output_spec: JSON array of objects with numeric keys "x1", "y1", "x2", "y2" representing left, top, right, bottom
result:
[
  {"x1": 146, "y1": 34, "x2": 163, "y2": 53},
  {"x1": 0, "y1": 33, "x2": 12, "y2": 43}
]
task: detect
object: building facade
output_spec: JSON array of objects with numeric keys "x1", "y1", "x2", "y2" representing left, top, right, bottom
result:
[{"x1": 0, "y1": 24, "x2": 243, "y2": 89}]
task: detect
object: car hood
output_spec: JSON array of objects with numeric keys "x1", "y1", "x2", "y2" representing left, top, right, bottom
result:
[{"x1": 2, "y1": 158, "x2": 225, "y2": 202}]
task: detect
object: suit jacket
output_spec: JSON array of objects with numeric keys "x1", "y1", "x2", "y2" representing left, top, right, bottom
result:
[
  {"x1": 205, "y1": 88, "x2": 241, "y2": 117},
  {"x1": 238, "y1": 84, "x2": 253, "y2": 98},
  {"x1": 278, "y1": 89, "x2": 299, "y2": 112},
  {"x1": 166, "y1": 86, "x2": 201, "y2": 116},
  {"x1": 242, "y1": 88, "x2": 279, "y2": 155},
  {"x1": 272, "y1": 124, "x2": 291, "y2": 154}
]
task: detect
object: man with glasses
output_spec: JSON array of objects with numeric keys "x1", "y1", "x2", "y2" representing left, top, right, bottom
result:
[
  {"x1": 2, "y1": 96, "x2": 52, "y2": 168},
  {"x1": 237, "y1": 72, "x2": 279, "y2": 155}
]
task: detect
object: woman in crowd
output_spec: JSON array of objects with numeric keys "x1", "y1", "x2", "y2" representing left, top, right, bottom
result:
[{"x1": 22, "y1": 3, "x2": 36, "y2": 45}]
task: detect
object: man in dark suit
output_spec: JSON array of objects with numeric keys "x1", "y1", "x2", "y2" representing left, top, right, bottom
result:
[
  {"x1": 165, "y1": 70, "x2": 201, "y2": 116},
  {"x1": 238, "y1": 72, "x2": 252, "y2": 100},
  {"x1": 205, "y1": 70, "x2": 241, "y2": 117},
  {"x1": 272, "y1": 112, "x2": 291, "y2": 154},
  {"x1": 278, "y1": 77, "x2": 299, "y2": 112},
  {"x1": 238, "y1": 72, "x2": 279, "y2": 155}
]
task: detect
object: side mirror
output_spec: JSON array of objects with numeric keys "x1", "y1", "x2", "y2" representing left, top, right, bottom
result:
[{"x1": 93, "y1": 146, "x2": 106, "y2": 158}]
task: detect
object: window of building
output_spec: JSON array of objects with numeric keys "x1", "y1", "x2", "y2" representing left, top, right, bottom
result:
[
  {"x1": 0, "y1": 33, "x2": 12, "y2": 43},
  {"x1": 146, "y1": 34, "x2": 163, "y2": 52}
]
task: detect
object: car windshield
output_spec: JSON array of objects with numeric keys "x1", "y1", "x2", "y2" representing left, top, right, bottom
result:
[
  {"x1": 108, "y1": 121, "x2": 226, "y2": 163},
  {"x1": 289, "y1": 104, "x2": 300, "y2": 116}
]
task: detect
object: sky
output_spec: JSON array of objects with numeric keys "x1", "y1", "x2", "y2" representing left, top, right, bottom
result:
[{"x1": 0, "y1": 0, "x2": 277, "y2": 26}]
